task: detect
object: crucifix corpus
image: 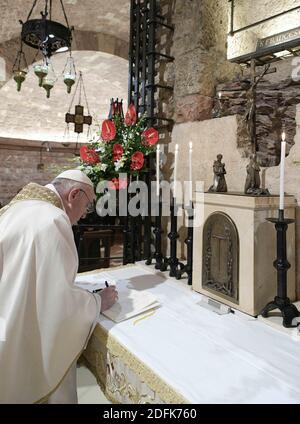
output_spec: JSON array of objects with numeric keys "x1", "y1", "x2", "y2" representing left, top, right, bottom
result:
[
  {"x1": 243, "y1": 59, "x2": 275, "y2": 196},
  {"x1": 243, "y1": 59, "x2": 275, "y2": 151}
]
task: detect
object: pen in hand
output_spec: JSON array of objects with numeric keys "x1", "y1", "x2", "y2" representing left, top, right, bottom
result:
[{"x1": 93, "y1": 281, "x2": 109, "y2": 293}]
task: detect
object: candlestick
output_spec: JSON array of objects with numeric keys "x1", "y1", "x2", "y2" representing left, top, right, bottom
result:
[
  {"x1": 189, "y1": 142, "x2": 193, "y2": 204},
  {"x1": 279, "y1": 130, "x2": 286, "y2": 211},
  {"x1": 156, "y1": 144, "x2": 160, "y2": 197},
  {"x1": 173, "y1": 144, "x2": 179, "y2": 199}
]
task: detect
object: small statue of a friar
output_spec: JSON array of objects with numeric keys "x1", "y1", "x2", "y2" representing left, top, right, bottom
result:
[
  {"x1": 208, "y1": 154, "x2": 227, "y2": 192},
  {"x1": 244, "y1": 154, "x2": 270, "y2": 196}
]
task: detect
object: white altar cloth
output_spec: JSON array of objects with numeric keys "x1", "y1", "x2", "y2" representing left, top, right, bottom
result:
[{"x1": 78, "y1": 264, "x2": 300, "y2": 404}]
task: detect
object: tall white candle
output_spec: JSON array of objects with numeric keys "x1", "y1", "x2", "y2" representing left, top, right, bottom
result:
[
  {"x1": 156, "y1": 144, "x2": 160, "y2": 197},
  {"x1": 173, "y1": 144, "x2": 179, "y2": 199},
  {"x1": 279, "y1": 130, "x2": 286, "y2": 210},
  {"x1": 189, "y1": 142, "x2": 193, "y2": 204}
]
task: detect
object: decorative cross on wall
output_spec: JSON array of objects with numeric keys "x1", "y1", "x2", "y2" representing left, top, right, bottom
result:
[{"x1": 65, "y1": 105, "x2": 92, "y2": 134}]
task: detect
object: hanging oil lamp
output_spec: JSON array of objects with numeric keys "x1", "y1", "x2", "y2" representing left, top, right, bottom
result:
[
  {"x1": 42, "y1": 59, "x2": 56, "y2": 98},
  {"x1": 33, "y1": 59, "x2": 49, "y2": 87},
  {"x1": 63, "y1": 54, "x2": 76, "y2": 94},
  {"x1": 12, "y1": 40, "x2": 28, "y2": 92}
]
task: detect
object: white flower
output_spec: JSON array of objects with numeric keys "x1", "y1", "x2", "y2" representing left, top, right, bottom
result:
[
  {"x1": 95, "y1": 144, "x2": 105, "y2": 154},
  {"x1": 100, "y1": 163, "x2": 108, "y2": 172},
  {"x1": 114, "y1": 159, "x2": 124, "y2": 171}
]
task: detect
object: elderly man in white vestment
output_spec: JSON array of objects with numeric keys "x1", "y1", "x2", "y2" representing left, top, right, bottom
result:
[{"x1": 0, "y1": 170, "x2": 118, "y2": 404}]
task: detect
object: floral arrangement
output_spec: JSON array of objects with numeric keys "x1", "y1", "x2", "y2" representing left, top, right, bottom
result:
[{"x1": 79, "y1": 103, "x2": 159, "y2": 190}]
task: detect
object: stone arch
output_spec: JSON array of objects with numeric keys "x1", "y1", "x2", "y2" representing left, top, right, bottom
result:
[{"x1": 0, "y1": 30, "x2": 128, "y2": 88}]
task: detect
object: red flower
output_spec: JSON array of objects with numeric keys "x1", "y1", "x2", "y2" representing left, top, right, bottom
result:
[
  {"x1": 101, "y1": 119, "x2": 116, "y2": 141},
  {"x1": 142, "y1": 127, "x2": 159, "y2": 146},
  {"x1": 79, "y1": 146, "x2": 100, "y2": 164},
  {"x1": 124, "y1": 103, "x2": 137, "y2": 126},
  {"x1": 107, "y1": 177, "x2": 128, "y2": 190},
  {"x1": 113, "y1": 144, "x2": 124, "y2": 162},
  {"x1": 130, "y1": 151, "x2": 144, "y2": 171}
]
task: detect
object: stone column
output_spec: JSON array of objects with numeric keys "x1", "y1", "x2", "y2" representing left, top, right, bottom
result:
[{"x1": 171, "y1": 0, "x2": 238, "y2": 124}]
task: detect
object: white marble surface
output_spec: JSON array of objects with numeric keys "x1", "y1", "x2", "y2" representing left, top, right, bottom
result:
[{"x1": 81, "y1": 264, "x2": 300, "y2": 404}]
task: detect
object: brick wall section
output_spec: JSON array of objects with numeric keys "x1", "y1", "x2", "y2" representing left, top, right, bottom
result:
[{"x1": 0, "y1": 148, "x2": 77, "y2": 206}]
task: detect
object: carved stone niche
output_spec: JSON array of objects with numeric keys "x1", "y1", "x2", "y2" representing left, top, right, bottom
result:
[
  {"x1": 193, "y1": 193, "x2": 296, "y2": 316},
  {"x1": 202, "y1": 212, "x2": 239, "y2": 304}
]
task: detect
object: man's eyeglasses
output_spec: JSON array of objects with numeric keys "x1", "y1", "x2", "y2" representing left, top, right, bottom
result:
[{"x1": 79, "y1": 189, "x2": 95, "y2": 214}]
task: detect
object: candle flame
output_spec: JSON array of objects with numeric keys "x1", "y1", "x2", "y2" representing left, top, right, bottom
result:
[
  {"x1": 189, "y1": 142, "x2": 193, "y2": 149},
  {"x1": 282, "y1": 131, "x2": 286, "y2": 142}
]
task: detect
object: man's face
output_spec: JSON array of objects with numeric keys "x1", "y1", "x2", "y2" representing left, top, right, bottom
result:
[{"x1": 67, "y1": 186, "x2": 96, "y2": 225}]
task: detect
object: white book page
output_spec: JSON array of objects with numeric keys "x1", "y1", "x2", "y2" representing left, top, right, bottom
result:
[{"x1": 102, "y1": 287, "x2": 160, "y2": 322}]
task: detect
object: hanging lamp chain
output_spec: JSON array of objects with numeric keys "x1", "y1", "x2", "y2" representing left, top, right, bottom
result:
[
  {"x1": 66, "y1": 70, "x2": 92, "y2": 141},
  {"x1": 25, "y1": 0, "x2": 38, "y2": 21},
  {"x1": 43, "y1": 0, "x2": 49, "y2": 18},
  {"x1": 82, "y1": 76, "x2": 91, "y2": 116},
  {"x1": 78, "y1": 72, "x2": 82, "y2": 105},
  {"x1": 60, "y1": 0, "x2": 71, "y2": 29},
  {"x1": 67, "y1": 72, "x2": 81, "y2": 113}
]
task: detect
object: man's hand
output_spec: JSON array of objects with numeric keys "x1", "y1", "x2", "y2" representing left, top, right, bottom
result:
[{"x1": 99, "y1": 286, "x2": 118, "y2": 312}]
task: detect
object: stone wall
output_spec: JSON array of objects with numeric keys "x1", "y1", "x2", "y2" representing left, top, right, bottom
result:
[
  {"x1": 0, "y1": 147, "x2": 77, "y2": 206},
  {"x1": 227, "y1": 0, "x2": 300, "y2": 62},
  {"x1": 215, "y1": 76, "x2": 300, "y2": 166},
  {"x1": 171, "y1": 108, "x2": 300, "y2": 298},
  {"x1": 169, "y1": 0, "x2": 239, "y2": 124}
]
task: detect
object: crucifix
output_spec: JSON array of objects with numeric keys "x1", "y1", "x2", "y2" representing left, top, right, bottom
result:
[
  {"x1": 244, "y1": 59, "x2": 276, "y2": 152},
  {"x1": 64, "y1": 71, "x2": 92, "y2": 136},
  {"x1": 243, "y1": 59, "x2": 275, "y2": 196},
  {"x1": 65, "y1": 105, "x2": 92, "y2": 134}
]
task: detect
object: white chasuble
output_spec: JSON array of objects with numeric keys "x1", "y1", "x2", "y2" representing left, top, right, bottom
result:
[{"x1": 0, "y1": 184, "x2": 100, "y2": 403}]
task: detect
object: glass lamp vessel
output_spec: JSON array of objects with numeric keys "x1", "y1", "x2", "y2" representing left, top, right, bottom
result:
[
  {"x1": 63, "y1": 55, "x2": 76, "y2": 93},
  {"x1": 34, "y1": 63, "x2": 49, "y2": 87},
  {"x1": 13, "y1": 70, "x2": 27, "y2": 92},
  {"x1": 42, "y1": 60, "x2": 56, "y2": 98},
  {"x1": 12, "y1": 40, "x2": 28, "y2": 92}
]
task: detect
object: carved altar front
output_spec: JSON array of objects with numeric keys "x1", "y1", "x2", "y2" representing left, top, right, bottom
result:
[
  {"x1": 193, "y1": 193, "x2": 296, "y2": 316},
  {"x1": 202, "y1": 212, "x2": 239, "y2": 304}
]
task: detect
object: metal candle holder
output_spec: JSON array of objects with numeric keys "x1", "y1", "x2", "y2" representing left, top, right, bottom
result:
[
  {"x1": 146, "y1": 192, "x2": 163, "y2": 269},
  {"x1": 175, "y1": 203, "x2": 194, "y2": 285},
  {"x1": 160, "y1": 196, "x2": 185, "y2": 277},
  {"x1": 261, "y1": 209, "x2": 300, "y2": 328}
]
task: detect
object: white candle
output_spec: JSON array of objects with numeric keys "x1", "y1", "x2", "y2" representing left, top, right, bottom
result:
[
  {"x1": 174, "y1": 144, "x2": 179, "y2": 199},
  {"x1": 279, "y1": 130, "x2": 286, "y2": 210},
  {"x1": 156, "y1": 144, "x2": 160, "y2": 197},
  {"x1": 189, "y1": 142, "x2": 193, "y2": 203}
]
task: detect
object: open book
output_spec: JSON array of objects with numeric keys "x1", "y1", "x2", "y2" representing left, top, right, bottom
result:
[{"x1": 75, "y1": 276, "x2": 160, "y2": 323}]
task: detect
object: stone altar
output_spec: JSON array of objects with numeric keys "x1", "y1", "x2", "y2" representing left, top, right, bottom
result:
[{"x1": 193, "y1": 193, "x2": 296, "y2": 316}]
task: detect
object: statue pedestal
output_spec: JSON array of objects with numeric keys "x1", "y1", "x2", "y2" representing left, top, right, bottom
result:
[{"x1": 193, "y1": 193, "x2": 296, "y2": 316}]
